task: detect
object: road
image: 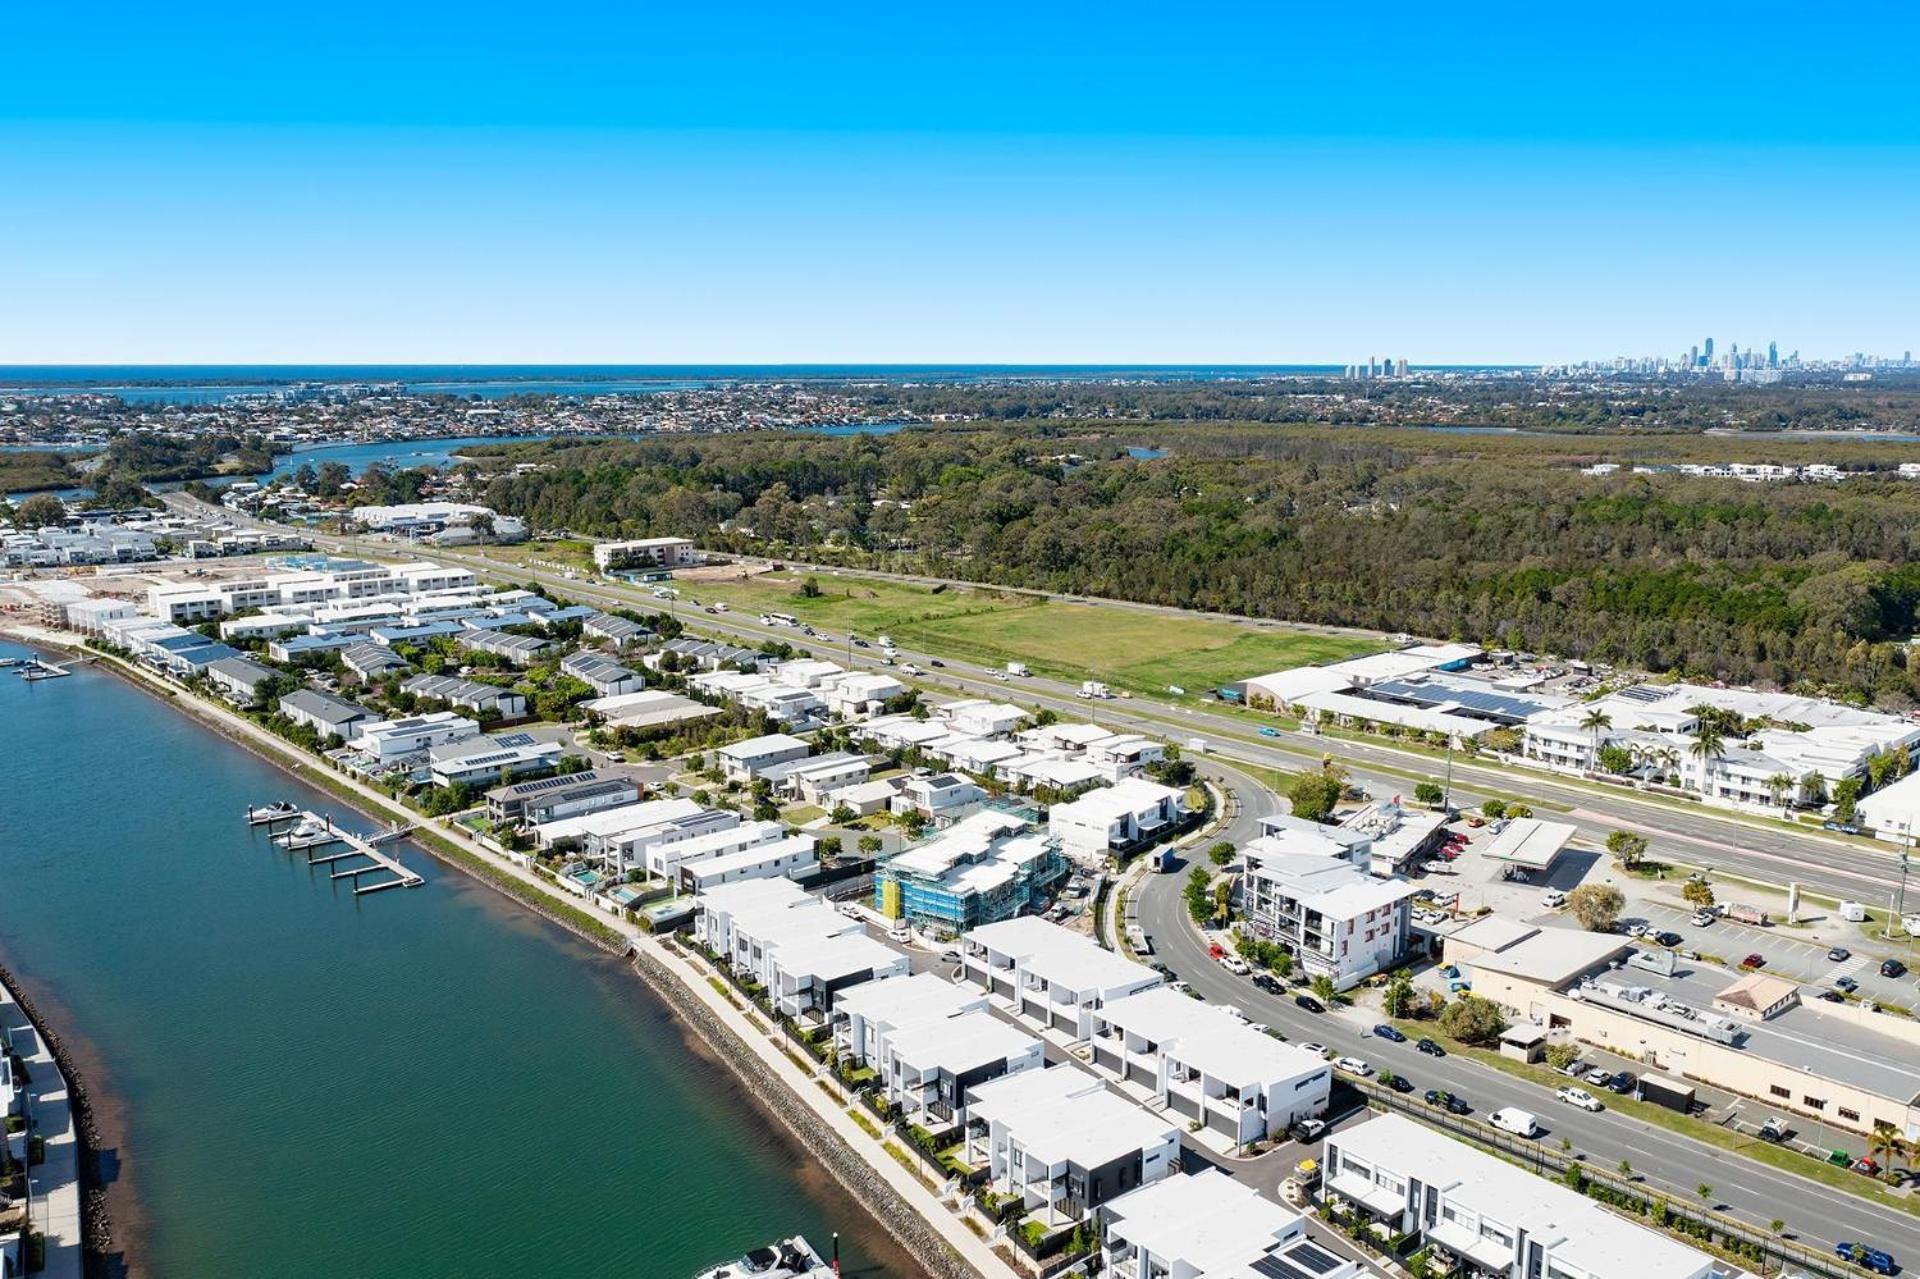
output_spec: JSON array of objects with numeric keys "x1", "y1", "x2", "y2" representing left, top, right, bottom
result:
[{"x1": 1129, "y1": 846, "x2": 1920, "y2": 1260}]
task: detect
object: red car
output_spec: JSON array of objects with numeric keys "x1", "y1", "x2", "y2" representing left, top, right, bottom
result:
[
  {"x1": 1741, "y1": 953, "x2": 1764, "y2": 968},
  {"x1": 1208, "y1": 943, "x2": 1226, "y2": 960}
]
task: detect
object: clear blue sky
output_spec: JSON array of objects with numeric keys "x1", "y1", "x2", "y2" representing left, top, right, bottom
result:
[{"x1": 4, "y1": 2, "x2": 1917, "y2": 364}]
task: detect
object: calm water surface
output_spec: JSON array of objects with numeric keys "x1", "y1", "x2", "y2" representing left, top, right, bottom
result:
[{"x1": 0, "y1": 639, "x2": 921, "y2": 1278}]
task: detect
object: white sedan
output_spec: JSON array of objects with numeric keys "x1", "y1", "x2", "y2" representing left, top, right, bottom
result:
[
  {"x1": 1556, "y1": 1086, "x2": 1604, "y2": 1112},
  {"x1": 1336, "y1": 1056, "x2": 1374, "y2": 1077}
]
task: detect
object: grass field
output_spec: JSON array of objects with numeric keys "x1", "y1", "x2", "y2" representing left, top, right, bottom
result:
[{"x1": 666, "y1": 567, "x2": 1379, "y2": 700}]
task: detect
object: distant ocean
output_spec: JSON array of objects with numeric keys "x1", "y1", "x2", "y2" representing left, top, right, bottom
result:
[{"x1": 0, "y1": 363, "x2": 1523, "y2": 406}]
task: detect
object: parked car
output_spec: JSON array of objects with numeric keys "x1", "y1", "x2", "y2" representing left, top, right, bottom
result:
[
  {"x1": 1373, "y1": 1024, "x2": 1407, "y2": 1043},
  {"x1": 1220, "y1": 955, "x2": 1251, "y2": 975},
  {"x1": 1335, "y1": 1056, "x2": 1373, "y2": 1077},
  {"x1": 1833, "y1": 1242, "x2": 1897, "y2": 1275},
  {"x1": 1416, "y1": 1038, "x2": 1446, "y2": 1057},
  {"x1": 1301, "y1": 1043, "x2": 1328, "y2": 1058},
  {"x1": 1540, "y1": 889, "x2": 1567, "y2": 909},
  {"x1": 1817, "y1": 989, "x2": 1847, "y2": 1003},
  {"x1": 1583, "y1": 1068, "x2": 1613, "y2": 1088},
  {"x1": 1852, "y1": 1157, "x2": 1882, "y2": 1177},
  {"x1": 1757, "y1": 1116, "x2": 1790, "y2": 1142},
  {"x1": 1690, "y1": 911, "x2": 1715, "y2": 927},
  {"x1": 1381, "y1": 1073, "x2": 1414, "y2": 1093},
  {"x1": 1290, "y1": 1118, "x2": 1327, "y2": 1143},
  {"x1": 1824, "y1": 820, "x2": 1865, "y2": 835},
  {"x1": 1882, "y1": 958, "x2": 1908, "y2": 978},
  {"x1": 1828, "y1": 946, "x2": 1852, "y2": 962},
  {"x1": 1294, "y1": 994, "x2": 1325, "y2": 1013},
  {"x1": 1424, "y1": 1088, "x2": 1471, "y2": 1115},
  {"x1": 1836, "y1": 975, "x2": 1860, "y2": 994},
  {"x1": 1606, "y1": 1070, "x2": 1636, "y2": 1094},
  {"x1": 1741, "y1": 953, "x2": 1765, "y2": 968},
  {"x1": 1558, "y1": 1059, "x2": 1587, "y2": 1078},
  {"x1": 1556, "y1": 1086, "x2": 1604, "y2": 1112}
]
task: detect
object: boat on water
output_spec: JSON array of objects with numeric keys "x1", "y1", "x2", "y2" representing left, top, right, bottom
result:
[
  {"x1": 693, "y1": 1235, "x2": 835, "y2": 1279},
  {"x1": 246, "y1": 801, "x2": 301, "y2": 824},
  {"x1": 273, "y1": 817, "x2": 339, "y2": 849}
]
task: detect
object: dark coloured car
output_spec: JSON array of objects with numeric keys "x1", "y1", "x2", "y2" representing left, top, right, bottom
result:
[
  {"x1": 1424, "y1": 1088, "x2": 1470, "y2": 1115},
  {"x1": 1607, "y1": 1070, "x2": 1636, "y2": 1094},
  {"x1": 1382, "y1": 1073, "x2": 1414, "y2": 1093},
  {"x1": 1817, "y1": 989, "x2": 1847, "y2": 1003},
  {"x1": 1294, "y1": 994, "x2": 1325, "y2": 1013},
  {"x1": 1836, "y1": 976, "x2": 1860, "y2": 994},
  {"x1": 1654, "y1": 931, "x2": 1682, "y2": 947},
  {"x1": 1834, "y1": 1242, "x2": 1896, "y2": 1275},
  {"x1": 1883, "y1": 959, "x2": 1908, "y2": 979},
  {"x1": 929, "y1": 658, "x2": 945, "y2": 667},
  {"x1": 1742, "y1": 953, "x2": 1764, "y2": 968},
  {"x1": 1828, "y1": 946, "x2": 1852, "y2": 962},
  {"x1": 1373, "y1": 1024, "x2": 1407, "y2": 1043},
  {"x1": 1416, "y1": 1038, "x2": 1446, "y2": 1057}
]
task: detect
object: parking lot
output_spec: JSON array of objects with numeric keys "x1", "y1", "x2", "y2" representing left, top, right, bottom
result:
[{"x1": 1624, "y1": 900, "x2": 1918, "y2": 1007}]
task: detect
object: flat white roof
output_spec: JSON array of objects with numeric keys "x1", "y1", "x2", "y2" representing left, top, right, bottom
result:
[
  {"x1": 967, "y1": 1065, "x2": 1177, "y2": 1170},
  {"x1": 1101, "y1": 1168, "x2": 1305, "y2": 1274},
  {"x1": 685, "y1": 835, "x2": 817, "y2": 881},
  {"x1": 769, "y1": 929, "x2": 901, "y2": 984},
  {"x1": 965, "y1": 916, "x2": 1161, "y2": 995},
  {"x1": 535, "y1": 797, "x2": 701, "y2": 843},
  {"x1": 1331, "y1": 1114, "x2": 1722, "y2": 1279},
  {"x1": 1481, "y1": 817, "x2": 1578, "y2": 868},
  {"x1": 1098, "y1": 988, "x2": 1329, "y2": 1087},
  {"x1": 834, "y1": 971, "x2": 986, "y2": 1028},
  {"x1": 1463, "y1": 924, "x2": 1629, "y2": 986},
  {"x1": 887, "y1": 1010, "x2": 1040, "y2": 1075},
  {"x1": 718, "y1": 732, "x2": 810, "y2": 760}
]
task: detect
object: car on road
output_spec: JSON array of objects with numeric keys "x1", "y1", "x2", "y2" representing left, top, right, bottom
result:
[
  {"x1": 1301, "y1": 1042, "x2": 1328, "y2": 1057},
  {"x1": 1220, "y1": 955, "x2": 1250, "y2": 975},
  {"x1": 1415, "y1": 1038, "x2": 1446, "y2": 1057},
  {"x1": 1423, "y1": 1089, "x2": 1471, "y2": 1115},
  {"x1": 1836, "y1": 975, "x2": 1860, "y2": 994},
  {"x1": 1883, "y1": 958, "x2": 1909, "y2": 978},
  {"x1": 1556, "y1": 1086, "x2": 1603, "y2": 1111},
  {"x1": 940, "y1": 949, "x2": 961, "y2": 964},
  {"x1": 1290, "y1": 1118, "x2": 1327, "y2": 1143},
  {"x1": 851, "y1": 638, "x2": 870, "y2": 647},
  {"x1": 1335, "y1": 1056, "x2": 1373, "y2": 1077},
  {"x1": 1372, "y1": 1024, "x2": 1406, "y2": 1042},
  {"x1": 1741, "y1": 953, "x2": 1765, "y2": 968},
  {"x1": 928, "y1": 658, "x2": 944, "y2": 667},
  {"x1": 1829, "y1": 946, "x2": 1852, "y2": 962},
  {"x1": 1380, "y1": 1073, "x2": 1414, "y2": 1093},
  {"x1": 1252, "y1": 973, "x2": 1282, "y2": 993},
  {"x1": 1834, "y1": 1243, "x2": 1897, "y2": 1274},
  {"x1": 1294, "y1": 994, "x2": 1325, "y2": 1013},
  {"x1": 1258, "y1": 726, "x2": 1281, "y2": 737}
]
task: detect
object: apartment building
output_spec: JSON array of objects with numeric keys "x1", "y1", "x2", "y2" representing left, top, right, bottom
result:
[
  {"x1": 592, "y1": 536, "x2": 699, "y2": 571},
  {"x1": 1048, "y1": 778, "x2": 1188, "y2": 865},
  {"x1": 884, "y1": 1011, "x2": 1044, "y2": 1128},
  {"x1": 1241, "y1": 844, "x2": 1417, "y2": 991},
  {"x1": 874, "y1": 811, "x2": 1067, "y2": 935}
]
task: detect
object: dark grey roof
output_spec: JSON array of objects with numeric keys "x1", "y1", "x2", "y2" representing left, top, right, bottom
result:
[{"x1": 278, "y1": 688, "x2": 371, "y2": 726}]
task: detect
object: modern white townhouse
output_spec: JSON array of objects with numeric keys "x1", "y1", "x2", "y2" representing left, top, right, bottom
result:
[
  {"x1": 831, "y1": 971, "x2": 989, "y2": 1069},
  {"x1": 532, "y1": 795, "x2": 708, "y2": 852},
  {"x1": 964, "y1": 1065, "x2": 1180, "y2": 1230},
  {"x1": 883, "y1": 1011, "x2": 1044, "y2": 1128},
  {"x1": 1324, "y1": 1113, "x2": 1743, "y2": 1279},
  {"x1": 484, "y1": 770, "x2": 640, "y2": 826},
  {"x1": 1047, "y1": 778, "x2": 1188, "y2": 865},
  {"x1": 679, "y1": 835, "x2": 819, "y2": 895},
  {"x1": 455, "y1": 627, "x2": 548, "y2": 667},
  {"x1": 427, "y1": 733, "x2": 563, "y2": 789},
  {"x1": 716, "y1": 733, "x2": 813, "y2": 781},
  {"x1": 892, "y1": 772, "x2": 986, "y2": 822},
  {"x1": 756, "y1": 751, "x2": 871, "y2": 804},
  {"x1": 1241, "y1": 844, "x2": 1417, "y2": 991},
  {"x1": 695, "y1": 878, "x2": 904, "y2": 1018},
  {"x1": 593, "y1": 806, "x2": 743, "y2": 878},
  {"x1": 1089, "y1": 987, "x2": 1331, "y2": 1145},
  {"x1": 960, "y1": 916, "x2": 1161, "y2": 1039},
  {"x1": 643, "y1": 819, "x2": 788, "y2": 883},
  {"x1": 818, "y1": 670, "x2": 907, "y2": 718},
  {"x1": 349, "y1": 712, "x2": 481, "y2": 764},
  {"x1": 1098, "y1": 1168, "x2": 1375, "y2": 1279},
  {"x1": 937, "y1": 699, "x2": 1029, "y2": 739}
]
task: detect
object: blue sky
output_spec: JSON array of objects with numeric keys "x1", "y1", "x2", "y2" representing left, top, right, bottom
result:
[{"x1": 4, "y1": 2, "x2": 1917, "y2": 363}]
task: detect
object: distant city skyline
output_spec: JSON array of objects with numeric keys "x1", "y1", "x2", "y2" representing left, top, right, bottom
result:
[{"x1": 4, "y1": 3, "x2": 1919, "y2": 363}]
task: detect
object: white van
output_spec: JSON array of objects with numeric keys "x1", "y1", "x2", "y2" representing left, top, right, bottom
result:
[{"x1": 1490, "y1": 1107, "x2": 1539, "y2": 1138}]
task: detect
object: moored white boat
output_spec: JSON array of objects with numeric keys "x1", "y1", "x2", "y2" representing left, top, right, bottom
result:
[{"x1": 692, "y1": 1234, "x2": 834, "y2": 1279}]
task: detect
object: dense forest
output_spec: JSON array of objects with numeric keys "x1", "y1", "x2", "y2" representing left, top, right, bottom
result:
[{"x1": 468, "y1": 424, "x2": 1920, "y2": 705}]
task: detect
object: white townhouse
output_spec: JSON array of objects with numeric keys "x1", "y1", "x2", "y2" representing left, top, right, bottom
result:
[
  {"x1": 643, "y1": 819, "x2": 788, "y2": 883},
  {"x1": 892, "y1": 772, "x2": 986, "y2": 822},
  {"x1": 349, "y1": 712, "x2": 481, "y2": 764},
  {"x1": 1047, "y1": 777, "x2": 1188, "y2": 865},
  {"x1": 679, "y1": 836, "x2": 819, "y2": 895},
  {"x1": 818, "y1": 671, "x2": 907, "y2": 718},
  {"x1": 695, "y1": 878, "x2": 905, "y2": 1017},
  {"x1": 1098, "y1": 1168, "x2": 1375, "y2": 1279},
  {"x1": 964, "y1": 1066, "x2": 1180, "y2": 1229},
  {"x1": 757, "y1": 751, "x2": 871, "y2": 804},
  {"x1": 882, "y1": 1011, "x2": 1044, "y2": 1128},
  {"x1": 1089, "y1": 987, "x2": 1330, "y2": 1145},
  {"x1": 831, "y1": 972, "x2": 989, "y2": 1069},
  {"x1": 716, "y1": 732, "x2": 812, "y2": 781},
  {"x1": 427, "y1": 734, "x2": 564, "y2": 788},
  {"x1": 593, "y1": 806, "x2": 743, "y2": 878},
  {"x1": 936, "y1": 699, "x2": 1029, "y2": 739},
  {"x1": 960, "y1": 916, "x2": 1161, "y2": 1039},
  {"x1": 532, "y1": 796, "x2": 707, "y2": 852},
  {"x1": 1324, "y1": 1114, "x2": 1743, "y2": 1279}
]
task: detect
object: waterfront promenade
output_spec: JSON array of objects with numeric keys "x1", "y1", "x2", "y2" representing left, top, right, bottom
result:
[
  {"x1": 4, "y1": 624, "x2": 1013, "y2": 1279},
  {"x1": 1, "y1": 982, "x2": 81, "y2": 1279}
]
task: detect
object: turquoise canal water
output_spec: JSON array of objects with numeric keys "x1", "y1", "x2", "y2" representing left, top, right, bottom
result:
[{"x1": 0, "y1": 639, "x2": 922, "y2": 1278}]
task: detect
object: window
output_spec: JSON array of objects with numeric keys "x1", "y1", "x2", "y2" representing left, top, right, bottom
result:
[
  {"x1": 1804, "y1": 1097, "x2": 1826, "y2": 1111},
  {"x1": 1838, "y1": 1107, "x2": 1861, "y2": 1123},
  {"x1": 1768, "y1": 1085, "x2": 1790, "y2": 1100}
]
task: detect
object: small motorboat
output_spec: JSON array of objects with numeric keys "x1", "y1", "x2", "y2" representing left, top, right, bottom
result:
[
  {"x1": 693, "y1": 1235, "x2": 835, "y2": 1279},
  {"x1": 247, "y1": 801, "x2": 301, "y2": 824}
]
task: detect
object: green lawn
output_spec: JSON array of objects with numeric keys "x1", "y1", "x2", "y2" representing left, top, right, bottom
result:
[{"x1": 664, "y1": 567, "x2": 1378, "y2": 700}]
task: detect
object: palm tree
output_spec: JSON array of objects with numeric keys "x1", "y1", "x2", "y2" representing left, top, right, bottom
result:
[
  {"x1": 1689, "y1": 725, "x2": 1725, "y2": 795},
  {"x1": 1763, "y1": 773, "x2": 1793, "y2": 811},
  {"x1": 1580, "y1": 708, "x2": 1612, "y2": 769}
]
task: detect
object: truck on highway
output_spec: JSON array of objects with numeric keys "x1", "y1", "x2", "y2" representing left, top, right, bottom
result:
[
  {"x1": 1006, "y1": 661, "x2": 1029, "y2": 677},
  {"x1": 1079, "y1": 680, "x2": 1110, "y2": 699},
  {"x1": 1636, "y1": 1072, "x2": 1696, "y2": 1114}
]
